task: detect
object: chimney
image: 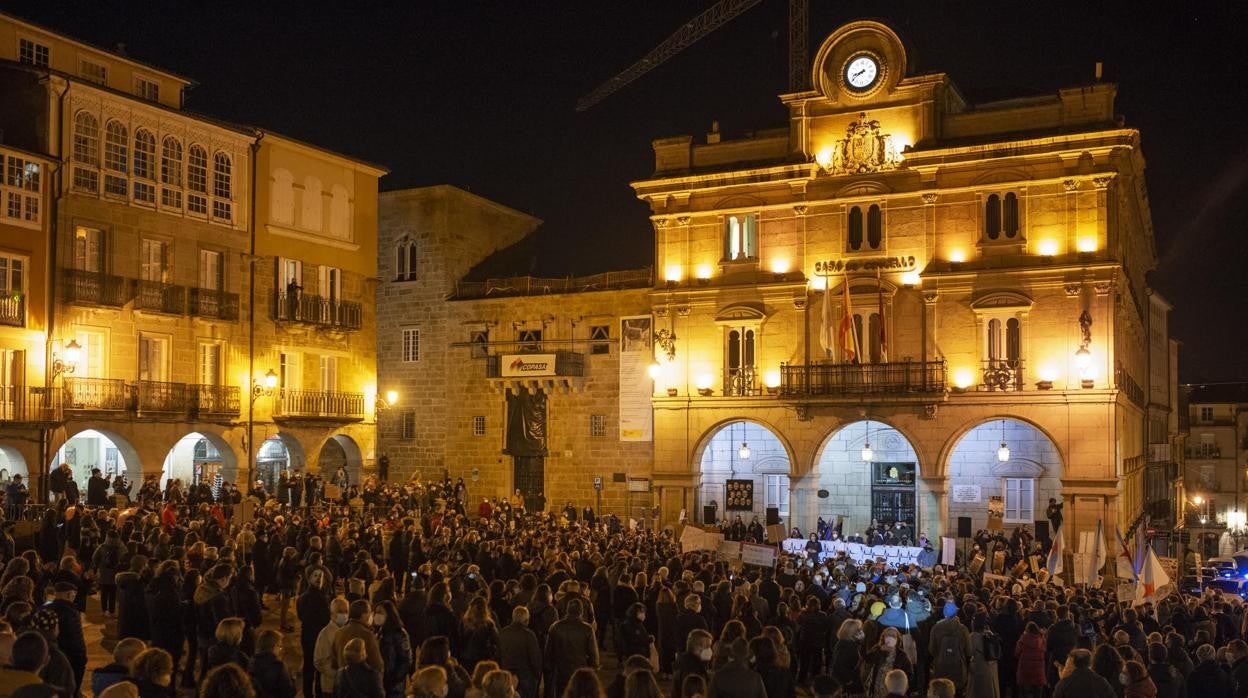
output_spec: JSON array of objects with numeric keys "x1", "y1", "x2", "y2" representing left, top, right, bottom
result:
[
  {"x1": 707, "y1": 120, "x2": 721, "y2": 144},
  {"x1": 1094, "y1": 62, "x2": 1103, "y2": 81}
]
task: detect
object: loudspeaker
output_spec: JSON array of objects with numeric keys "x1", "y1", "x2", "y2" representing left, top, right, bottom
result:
[
  {"x1": 766, "y1": 507, "x2": 780, "y2": 526},
  {"x1": 957, "y1": 516, "x2": 972, "y2": 538},
  {"x1": 703, "y1": 505, "x2": 717, "y2": 525},
  {"x1": 1034, "y1": 520, "x2": 1049, "y2": 543}
]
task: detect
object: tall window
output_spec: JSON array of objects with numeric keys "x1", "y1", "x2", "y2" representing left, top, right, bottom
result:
[
  {"x1": 764, "y1": 474, "x2": 791, "y2": 518},
  {"x1": 160, "y1": 137, "x2": 183, "y2": 209},
  {"x1": 279, "y1": 351, "x2": 301, "y2": 389},
  {"x1": 139, "y1": 239, "x2": 168, "y2": 282},
  {"x1": 198, "y1": 342, "x2": 222, "y2": 386},
  {"x1": 103, "y1": 120, "x2": 128, "y2": 197},
  {"x1": 848, "y1": 205, "x2": 883, "y2": 251},
  {"x1": 212, "y1": 152, "x2": 232, "y2": 222},
  {"x1": 187, "y1": 145, "x2": 208, "y2": 215},
  {"x1": 74, "y1": 329, "x2": 106, "y2": 378},
  {"x1": 134, "y1": 76, "x2": 160, "y2": 102},
  {"x1": 72, "y1": 226, "x2": 103, "y2": 272},
  {"x1": 271, "y1": 169, "x2": 294, "y2": 224},
  {"x1": 725, "y1": 328, "x2": 756, "y2": 395},
  {"x1": 0, "y1": 254, "x2": 25, "y2": 325},
  {"x1": 590, "y1": 414, "x2": 606, "y2": 438},
  {"x1": 1, "y1": 153, "x2": 40, "y2": 225},
  {"x1": 403, "y1": 328, "x2": 420, "y2": 363},
  {"x1": 984, "y1": 193, "x2": 1021, "y2": 240},
  {"x1": 138, "y1": 334, "x2": 169, "y2": 382},
  {"x1": 132, "y1": 129, "x2": 156, "y2": 204},
  {"x1": 302, "y1": 177, "x2": 323, "y2": 230},
  {"x1": 470, "y1": 330, "x2": 489, "y2": 359},
  {"x1": 986, "y1": 317, "x2": 1022, "y2": 364},
  {"x1": 329, "y1": 184, "x2": 350, "y2": 238},
  {"x1": 395, "y1": 240, "x2": 417, "y2": 281},
  {"x1": 72, "y1": 112, "x2": 100, "y2": 193},
  {"x1": 18, "y1": 39, "x2": 49, "y2": 67},
  {"x1": 1003, "y1": 478, "x2": 1034, "y2": 524},
  {"x1": 401, "y1": 412, "x2": 416, "y2": 440},
  {"x1": 319, "y1": 356, "x2": 338, "y2": 391},
  {"x1": 472, "y1": 416, "x2": 486, "y2": 437},
  {"x1": 199, "y1": 250, "x2": 223, "y2": 291},
  {"x1": 590, "y1": 325, "x2": 610, "y2": 355},
  {"x1": 723, "y1": 214, "x2": 757, "y2": 261},
  {"x1": 851, "y1": 310, "x2": 883, "y2": 364}
]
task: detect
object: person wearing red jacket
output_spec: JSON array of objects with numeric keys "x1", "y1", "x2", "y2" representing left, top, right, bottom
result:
[
  {"x1": 161, "y1": 501, "x2": 177, "y2": 531},
  {"x1": 1014, "y1": 621, "x2": 1048, "y2": 697}
]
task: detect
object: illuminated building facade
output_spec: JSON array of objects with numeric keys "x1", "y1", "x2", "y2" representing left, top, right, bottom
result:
[{"x1": 0, "y1": 12, "x2": 385, "y2": 495}]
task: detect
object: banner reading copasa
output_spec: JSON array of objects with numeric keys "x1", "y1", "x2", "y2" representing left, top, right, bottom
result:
[
  {"x1": 499, "y1": 354, "x2": 558, "y2": 377},
  {"x1": 619, "y1": 316, "x2": 653, "y2": 441}
]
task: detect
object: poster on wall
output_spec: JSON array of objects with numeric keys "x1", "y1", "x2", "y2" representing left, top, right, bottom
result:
[
  {"x1": 987, "y1": 495, "x2": 1005, "y2": 531},
  {"x1": 618, "y1": 316, "x2": 653, "y2": 442},
  {"x1": 951, "y1": 485, "x2": 981, "y2": 503},
  {"x1": 725, "y1": 479, "x2": 755, "y2": 510}
]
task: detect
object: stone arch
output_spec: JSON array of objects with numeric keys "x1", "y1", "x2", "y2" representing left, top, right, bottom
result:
[
  {"x1": 318, "y1": 433, "x2": 364, "y2": 486},
  {"x1": 971, "y1": 168, "x2": 1030, "y2": 186},
  {"x1": 0, "y1": 444, "x2": 28, "y2": 483},
  {"x1": 936, "y1": 414, "x2": 1068, "y2": 480},
  {"x1": 160, "y1": 431, "x2": 240, "y2": 489},
  {"x1": 48, "y1": 428, "x2": 141, "y2": 500},
  {"x1": 690, "y1": 418, "x2": 796, "y2": 527},
  {"x1": 254, "y1": 432, "x2": 306, "y2": 491},
  {"x1": 834, "y1": 180, "x2": 893, "y2": 198},
  {"x1": 941, "y1": 416, "x2": 1065, "y2": 538}
]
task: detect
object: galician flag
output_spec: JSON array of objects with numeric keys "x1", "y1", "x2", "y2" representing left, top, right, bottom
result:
[
  {"x1": 1115, "y1": 526, "x2": 1138, "y2": 581},
  {"x1": 1133, "y1": 519, "x2": 1148, "y2": 576},
  {"x1": 1047, "y1": 522, "x2": 1064, "y2": 580},
  {"x1": 1088, "y1": 520, "x2": 1107, "y2": 587},
  {"x1": 1134, "y1": 545, "x2": 1173, "y2": 605},
  {"x1": 838, "y1": 275, "x2": 858, "y2": 363}
]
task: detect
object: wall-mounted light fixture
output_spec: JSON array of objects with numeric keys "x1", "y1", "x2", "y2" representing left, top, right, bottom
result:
[
  {"x1": 376, "y1": 390, "x2": 399, "y2": 412},
  {"x1": 51, "y1": 339, "x2": 82, "y2": 379},
  {"x1": 251, "y1": 369, "x2": 279, "y2": 403}
]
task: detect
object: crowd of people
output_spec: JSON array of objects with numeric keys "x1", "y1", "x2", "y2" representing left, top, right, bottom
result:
[{"x1": 0, "y1": 468, "x2": 1241, "y2": 698}]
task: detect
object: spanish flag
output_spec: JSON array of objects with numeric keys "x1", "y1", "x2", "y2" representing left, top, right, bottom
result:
[{"x1": 838, "y1": 276, "x2": 858, "y2": 363}]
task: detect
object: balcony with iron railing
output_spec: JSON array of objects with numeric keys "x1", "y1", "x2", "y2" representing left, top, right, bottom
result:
[
  {"x1": 274, "y1": 389, "x2": 364, "y2": 421},
  {"x1": 779, "y1": 360, "x2": 946, "y2": 397},
  {"x1": 485, "y1": 351, "x2": 585, "y2": 378},
  {"x1": 134, "y1": 380, "x2": 189, "y2": 413},
  {"x1": 133, "y1": 280, "x2": 186, "y2": 315},
  {"x1": 274, "y1": 292, "x2": 362, "y2": 331},
  {"x1": 61, "y1": 269, "x2": 131, "y2": 307},
  {"x1": 64, "y1": 377, "x2": 130, "y2": 411},
  {"x1": 189, "y1": 288, "x2": 240, "y2": 321},
  {"x1": 980, "y1": 359, "x2": 1024, "y2": 391},
  {"x1": 0, "y1": 385, "x2": 62, "y2": 423},
  {"x1": 0, "y1": 294, "x2": 24, "y2": 327},
  {"x1": 191, "y1": 384, "x2": 240, "y2": 418},
  {"x1": 1115, "y1": 367, "x2": 1146, "y2": 407},
  {"x1": 1186, "y1": 444, "x2": 1223, "y2": 459},
  {"x1": 724, "y1": 367, "x2": 760, "y2": 397}
]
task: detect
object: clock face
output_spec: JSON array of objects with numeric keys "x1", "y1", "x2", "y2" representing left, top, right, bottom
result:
[{"x1": 845, "y1": 54, "x2": 879, "y2": 91}]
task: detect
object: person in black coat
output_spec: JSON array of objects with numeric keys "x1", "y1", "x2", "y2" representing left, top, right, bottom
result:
[
  {"x1": 204, "y1": 618, "x2": 251, "y2": 676},
  {"x1": 673, "y1": 595, "x2": 709, "y2": 664},
  {"x1": 147, "y1": 562, "x2": 185, "y2": 683},
  {"x1": 1185, "y1": 645, "x2": 1234, "y2": 698},
  {"x1": 86, "y1": 469, "x2": 110, "y2": 507},
  {"x1": 45, "y1": 583, "x2": 87, "y2": 691},
  {"x1": 249, "y1": 629, "x2": 296, "y2": 698},
  {"x1": 334, "y1": 637, "x2": 385, "y2": 698},
  {"x1": 252, "y1": 531, "x2": 276, "y2": 594},
  {"x1": 617, "y1": 602, "x2": 653, "y2": 663},
  {"x1": 194, "y1": 566, "x2": 237, "y2": 679},
  {"x1": 424, "y1": 584, "x2": 460, "y2": 655},
  {"x1": 751, "y1": 636, "x2": 794, "y2": 698},
  {"x1": 298, "y1": 573, "x2": 333, "y2": 698},
  {"x1": 498, "y1": 606, "x2": 542, "y2": 698},
  {"x1": 672, "y1": 629, "x2": 712, "y2": 698},
  {"x1": 117, "y1": 560, "x2": 152, "y2": 642},
  {"x1": 795, "y1": 596, "x2": 830, "y2": 683},
  {"x1": 373, "y1": 601, "x2": 412, "y2": 698}
]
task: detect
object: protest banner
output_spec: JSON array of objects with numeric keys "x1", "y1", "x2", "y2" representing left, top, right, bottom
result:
[{"x1": 741, "y1": 542, "x2": 778, "y2": 568}]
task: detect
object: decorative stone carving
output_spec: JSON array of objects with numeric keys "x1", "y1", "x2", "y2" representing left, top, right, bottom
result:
[
  {"x1": 921, "y1": 192, "x2": 938, "y2": 205},
  {"x1": 795, "y1": 405, "x2": 812, "y2": 422},
  {"x1": 793, "y1": 297, "x2": 807, "y2": 311},
  {"x1": 793, "y1": 204, "x2": 808, "y2": 217},
  {"x1": 819, "y1": 112, "x2": 899, "y2": 175},
  {"x1": 1062, "y1": 179, "x2": 1080, "y2": 192},
  {"x1": 1092, "y1": 176, "x2": 1112, "y2": 189},
  {"x1": 1093, "y1": 282, "x2": 1113, "y2": 296},
  {"x1": 922, "y1": 291, "x2": 939, "y2": 305},
  {"x1": 675, "y1": 306, "x2": 691, "y2": 318},
  {"x1": 676, "y1": 216, "x2": 691, "y2": 226},
  {"x1": 922, "y1": 404, "x2": 938, "y2": 420},
  {"x1": 1063, "y1": 284, "x2": 1081, "y2": 297},
  {"x1": 653, "y1": 217, "x2": 669, "y2": 229}
]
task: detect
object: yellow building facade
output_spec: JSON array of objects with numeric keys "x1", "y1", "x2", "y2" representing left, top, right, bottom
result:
[{"x1": 0, "y1": 12, "x2": 385, "y2": 494}]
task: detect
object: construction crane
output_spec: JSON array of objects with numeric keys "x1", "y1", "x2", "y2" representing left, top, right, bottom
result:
[{"x1": 575, "y1": 0, "x2": 809, "y2": 112}]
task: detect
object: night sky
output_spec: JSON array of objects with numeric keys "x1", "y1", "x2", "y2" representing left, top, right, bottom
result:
[{"x1": 11, "y1": 1, "x2": 1248, "y2": 382}]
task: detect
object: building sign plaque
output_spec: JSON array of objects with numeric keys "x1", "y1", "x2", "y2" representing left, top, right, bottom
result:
[
  {"x1": 499, "y1": 354, "x2": 558, "y2": 377},
  {"x1": 951, "y1": 485, "x2": 981, "y2": 503},
  {"x1": 815, "y1": 256, "x2": 916, "y2": 275}
]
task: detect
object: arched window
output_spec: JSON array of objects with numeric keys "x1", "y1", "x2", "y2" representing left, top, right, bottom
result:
[
  {"x1": 160, "y1": 137, "x2": 183, "y2": 209},
  {"x1": 987, "y1": 318, "x2": 1002, "y2": 360},
  {"x1": 72, "y1": 112, "x2": 100, "y2": 193},
  {"x1": 212, "y1": 152, "x2": 232, "y2": 221},
  {"x1": 847, "y1": 206, "x2": 864, "y2": 251},
  {"x1": 1003, "y1": 192, "x2": 1019, "y2": 238},
  {"x1": 302, "y1": 176, "x2": 323, "y2": 231},
  {"x1": 187, "y1": 145, "x2": 208, "y2": 215},
  {"x1": 329, "y1": 184, "x2": 350, "y2": 238},
  {"x1": 1005, "y1": 317, "x2": 1021, "y2": 360},
  {"x1": 725, "y1": 328, "x2": 757, "y2": 395},
  {"x1": 132, "y1": 129, "x2": 156, "y2": 204},
  {"x1": 270, "y1": 168, "x2": 294, "y2": 224},
  {"x1": 103, "y1": 120, "x2": 128, "y2": 197},
  {"x1": 723, "y1": 214, "x2": 757, "y2": 261},
  {"x1": 866, "y1": 204, "x2": 882, "y2": 250},
  {"x1": 395, "y1": 240, "x2": 417, "y2": 281},
  {"x1": 985, "y1": 194, "x2": 1001, "y2": 240}
]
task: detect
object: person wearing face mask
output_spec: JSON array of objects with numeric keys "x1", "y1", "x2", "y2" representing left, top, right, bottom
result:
[
  {"x1": 372, "y1": 601, "x2": 413, "y2": 698},
  {"x1": 316, "y1": 597, "x2": 353, "y2": 698},
  {"x1": 672, "y1": 629, "x2": 713, "y2": 698},
  {"x1": 335, "y1": 638, "x2": 386, "y2": 698},
  {"x1": 617, "y1": 602, "x2": 654, "y2": 667},
  {"x1": 864, "y1": 627, "x2": 913, "y2": 698},
  {"x1": 830, "y1": 619, "x2": 866, "y2": 696}
]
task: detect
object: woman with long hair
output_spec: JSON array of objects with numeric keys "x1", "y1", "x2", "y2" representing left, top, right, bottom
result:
[
  {"x1": 372, "y1": 600, "x2": 413, "y2": 698},
  {"x1": 418, "y1": 635, "x2": 471, "y2": 698},
  {"x1": 561, "y1": 667, "x2": 604, "y2": 698},
  {"x1": 864, "y1": 626, "x2": 912, "y2": 698},
  {"x1": 655, "y1": 587, "x2": 679, "y2": 675},
  {"x1": 460, "y1": 596, "x2": 500, "y2": 672},
  {"x1": 751, "y1": 636, "x2": 794, "y2": 698}
]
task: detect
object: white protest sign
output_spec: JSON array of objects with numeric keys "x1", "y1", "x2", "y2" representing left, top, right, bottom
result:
[{"x1": 941, "y1": 537, "x2": 957, "y2": 566}]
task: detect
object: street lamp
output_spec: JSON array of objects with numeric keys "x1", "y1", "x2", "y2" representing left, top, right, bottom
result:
[
  {"x1": 251, "y1": 369, "x2": 278, "y2": 403},
  {"x1": 51, "y1": 339, "x2": 82, "y2": 379},
  {"x1": 376, "y1": 390, "x2": 399, "y2": 411}
]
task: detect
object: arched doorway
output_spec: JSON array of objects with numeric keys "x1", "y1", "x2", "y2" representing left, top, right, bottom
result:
[
  {"x1": 0, "y1": 444, "x2": 28, "y2": 485},
  {"x1": 808, "y1": 420, "x2": 923, "y2": 541},
  {"x1": 318, "y1": 434, "x2": 363, "y2": 486},
  {"x1": 696, "y1": 421, "x2": 791, "y2": 527},
  {"x1": 255, "y1": 434, "x2": 305, "y2": 492},
  {"x1": 50, "y1": 429, "x2": 140, "y2": 500},
  {"x1": 945, "y1": 418, "x2": 1062, "y2": 541},
  {"x1": 161, "y1": 432, "x2": 238, "y2": 489}
]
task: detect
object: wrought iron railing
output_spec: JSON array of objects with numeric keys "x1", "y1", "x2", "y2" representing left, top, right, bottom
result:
[
  {"x1": 62, "y1": 269, "x2": 130, "y2": 307},
  {"x1": 0, "y1": 294, "x2": 24, "y2": 327},
  {"x1": 134, "y1": 280, "x2": 185, "y2": 314},
  {"x1": 191, "y1": 384, "x2": 240, "y2": 417},
  {"x1": 486, "y1": 351, "x2": 585, "y2": 378},
  {"x1": 723, "y1": 367, "x2": 760, "y2": 396},
  {"x1": 0, "y1": 385, "x2": 62, "y2": 423},
  {"x1": 189, "y1": 289, "x2": 240, "y2": 320},
  {"x1": 275, "y1": 389, "x2": 364, "y2": 419},
  {"x1": 1115, "y1": 368, "x2": 1146, "y2": 407},
  {"x1": 980, "y1": 359, "x2": 1024, "y2": 391},
  {"x1": 134, "y1": 380, "x2": 189, "y2": 413},
  {"x1": 453, "y1": 267, "x2": 653, "y2": 299},
  {"x1": 64, "y1": 377, "x2": 130, "y2": 411},
  {"x1": 1187, "y1": 445, "x2": 1222, "y2": 459},
  {"x1": 274, "y1": 292, "x2": 362, "y2": 330},
  {"x1": 779, "y1": 360, "x2": 946, "y2": 396}
]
